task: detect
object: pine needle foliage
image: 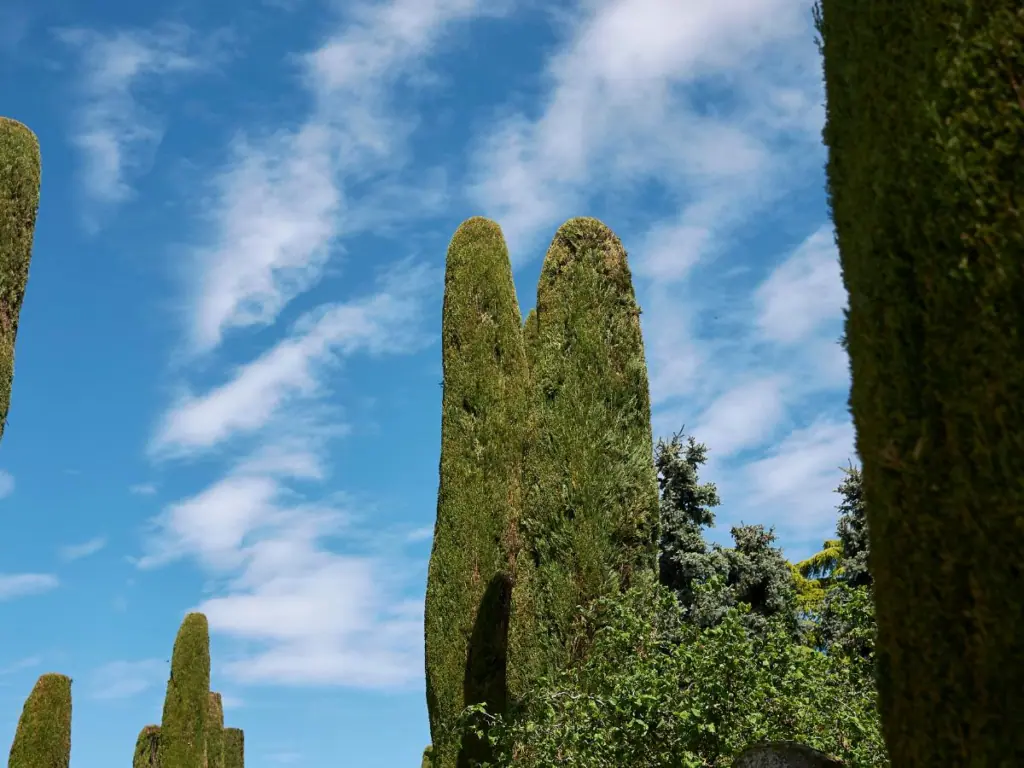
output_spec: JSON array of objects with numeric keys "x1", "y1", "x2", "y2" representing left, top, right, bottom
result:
[
  {"x1": 424, "y1": 217, "x2": 530, "y2": 767},
  {"x1": 160, "y1": 613, "x2": 211, "y2": 768},
  {"x1": 133, "y1": 726, "x2": 161, "y2": 768},
  {"x1": 508, "y1": 217, "x2": 660, "y2": 699},
  {"x1": 816, "y1": 0, "x2": 1024, "y2": 762},
  {"x1": 0, "y1": 117, "x2": 41, "y2": 443},
  {"x1": 8, "y1": 674, "x2": 71, "y2": 768}
]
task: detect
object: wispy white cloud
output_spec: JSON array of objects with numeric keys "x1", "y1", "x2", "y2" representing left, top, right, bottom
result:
[
  {"x1": 756, "y1": 225, "x2": 846, "y2": 345},
  {"x1": 186, "y1": 0, "x2": 505, "y2": 354},
  {"x1": 0, "y1": 656, "x2": 42, "y2": 675},
  {"x1": 89, "y1": 659, "x2": 167, "y2": 700},
  {"x1": 742, "y1": 418, "x2": 856, "y2": 540},
  {"x1": 59, "y1": 536, "x2": 108, "y2": 561},
  {"x1": 57, "y1": 23, "x2": 208, "y2": 212},
  {"x1": 0, "y1": 470, "x2": 13, "y2": 499},
  {"x1": 693, "y1": 376, "x2": 788, "y2": 459},
  {"x1": 129, "y1": 483, "x2": 158, "y2": 496},
  {"x1": 468, "y1": 0, "x2": 818, "y2": 260},
  {"x1": 0, "y1": 573, "x2": 59, "y2": 600},
  {"x1": 152, "y1": 259, "x2": 437, "y2": 459}
]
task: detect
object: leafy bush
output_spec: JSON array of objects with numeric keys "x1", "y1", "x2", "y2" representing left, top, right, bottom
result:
[{"x1": 456, "y1": 572, "x2": 886, "y2": 767}]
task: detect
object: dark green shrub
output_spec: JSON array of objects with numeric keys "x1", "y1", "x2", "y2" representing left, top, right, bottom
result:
[
  {"x1": 8, "y1": 674, "x2": 71, "y2": 768},
  {"x1": 0, "y1": 117, "x2": 41, "y2": 443},
  {"x1": 133, "y1": 726, "x2": 160, "y2": 768}
]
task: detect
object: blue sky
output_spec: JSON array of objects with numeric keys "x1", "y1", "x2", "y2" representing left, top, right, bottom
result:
[{"x1": 0, "y1": 0, "x2": 855, "y2": 765}]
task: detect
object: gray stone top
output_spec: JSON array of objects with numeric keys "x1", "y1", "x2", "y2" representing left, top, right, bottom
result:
[{"x1": 733, "y1": 741, "x2": 845, "y2": 768}]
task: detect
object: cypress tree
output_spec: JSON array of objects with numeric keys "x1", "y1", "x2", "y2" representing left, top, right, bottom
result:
[
  {"x1": 508, "y1": 217, "x2": 660, "y2": 697},
  {"x1": 8, "y1": 674, "x2": 71, "y2": 768},
  {"x1": 160, "y1": 613, "x2": 211, "y2": 768},
  {"x1": 816, "y1": 0, "x2": 1024, "y2": 763},
  {"x1": 222, "y1": 729, "x2": 243, "y2": 768},
  {"x1": 133, "y1": 726, "x2": 160, "y2": 768},
  {"x1": 0, "y1": 117, "x2": 41, "y2": 443},
  {"x1": 206, "y1": 693, "x2": 224, "y2": 768},
  {"x1": 424, "y1": 217, "x2": 529, "y2": 767}
]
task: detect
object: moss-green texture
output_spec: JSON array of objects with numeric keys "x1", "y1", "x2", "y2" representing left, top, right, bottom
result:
[
  {"x1": 0, "y1": 118, "x2": 40, "y2": 444},
  {"x1": 205, "y1": 693, "x2": 224, "y2": 768},
  {"x1": 222, "y1": 729, "x2": 243, "y2": 768},
  {"x1": 421, "y1": 745, "x2": 433, "y2": 768},
  {"x1": 508, "y1": 217, "x2": 660, "y2": 698},
  {"x1": 424, "y1": 217, "x2": 529, "y2": 767},
  {"x1": 133, "y1": 726, "x2": 161, "y2": 768},
  {"x1": 160, "y1": 613, "x2": 211, "y2": 768},
  {"x1": 817, "y1": 0, "x2": 1024, "y2": 764},
  {"x1": 8, "y1": 674, "x2": 71, "y2": 768}
]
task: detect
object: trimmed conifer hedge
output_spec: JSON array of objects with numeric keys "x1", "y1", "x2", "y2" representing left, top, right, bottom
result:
[
  {"x1": 0, "y1": 117, "x2": 41, "y2": 443},
  {"x1": 160, "y1": 613, "x2": 211, "y2": 768},
  {"x1": 508, "y1": 217, "x2": 660, "y2": 698},
  {"x1": 133, "y1": 725, "x2": 161, "y2": 768},
  {"x1": 8, "y1": 674, "x2": 71, "y2": 768},
  {"x1": 816, "y1": 0, "x2": 1024, "y2": 763},
  {"x1": 223, "y1": 729, "x2": 243, "y2": 768},
  {"x1": 206, "y1": 693, "x2": 224, "y2": 768},
  {"x1": 424, "y1": 217, "x2": 529, "y2": 767}
]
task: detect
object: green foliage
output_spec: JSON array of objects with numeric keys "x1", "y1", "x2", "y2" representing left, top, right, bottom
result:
[
  {"x1": 133, "y1": 726, "x2": 161, "y2": 768},
  {"x1": 0, "y1": 117, "x2": 41, "y2": 443},
  {"x1": 422, "y1": 745, "x2": 433, "y2": 768},
  {"x1": 222, "y1": 730, "x2": 243, "y2": 768},
  {"x1": 160, "y1": 613, "x2": 211, "y2": 768},
  {"x1": 657, "y1": 432, "x2": 797, "y2": 637},
  {"x1": 206, "y1": 693, "x2": 224, "y2": 768},
  {"x1": 817, "y1": 0, "x2": 1024, "y2": 761},
  {"x1": 509, "y1": 217, "x2": 660, "y2": 699},
  {"x1": 424, "y1": 217, "x2": 529, "y2": 767},
  {"x1": 8, "y1": 674, "x2": 71, "y2": 768},
  {"x1": 458, "y1": 573, "x2": 886, "y2": 768}
]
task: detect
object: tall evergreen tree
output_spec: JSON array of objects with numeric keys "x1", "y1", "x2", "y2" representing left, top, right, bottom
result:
[
  {"x1": 0, "y1": 117, "x2": 41, "y2": 443},
  {"x1": 508, "y1": 217, "x2": 660, "y2": 698},
  {"x1": 160, "y1": 613, "x2": 210, "y2": 768},
  {"x1": 656, "y1": 431, "x2": 722, "y2": 608},
  {"x1": 656, "y1": 431, "x2": 796, "y2": 636},
  {"x1": 817, "y1": 0, "x2": 1024, "y2": 759},
  {"x1": 424, "y1": 217, "x2": 529, "y2": 768}
]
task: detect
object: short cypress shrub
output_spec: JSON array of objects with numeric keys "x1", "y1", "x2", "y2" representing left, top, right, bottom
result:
[
  {"x1": 160, "y1": 613, "x2": 211, "y2": 768},
  {"x1": 206, "y1": 693, "x2": 224, "y2": 768},
  {"x1": 0, "y1": 117, "x2": 41, "y2": 443},
  {"x1": 8, "y1": 674, "x2": 71, "y2": 768},
  {"x1": 222, "y1": 729, "x2": 243, "y2": 768},
  {"x1": 133, "y1": 726, "x2": 160, "y2": 768}
]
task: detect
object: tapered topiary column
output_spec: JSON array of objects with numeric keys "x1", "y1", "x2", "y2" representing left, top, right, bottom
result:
[
  {"x1": 8, "y1": 674, "x2": 71, "y2": 768},
  {"x1": 816, "y1": 0, "x2": 1024, "y2": 764},
  {"x1": 0, "y1": 117, "x2": 41, "y2": 444},
  {"x1": 133, "y1": 726, "x2": 160, "y2": 768},
  {"x1": 160, "y1": 613, "x2": 211, "y2": 768},
  {"x1": 206, "y1": 693, "x2": 224, "y2": 768},
  {"x1": 424, "y1": 217, "x2": 530, "y2": 768},
  {"x1": 508, "y1": 217, "x2": 660, "y2": 699},
  {"x1": 222, "y1": 729, "x2": 243, "y2": 768}
]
